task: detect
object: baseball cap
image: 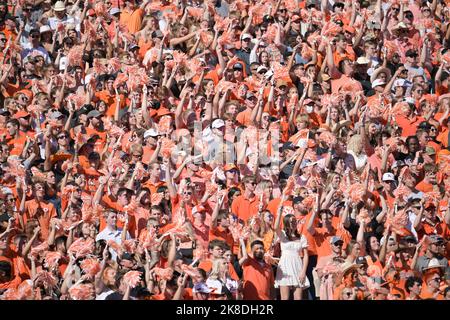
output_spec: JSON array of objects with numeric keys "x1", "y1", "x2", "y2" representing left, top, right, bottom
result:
[
  {"x1": 40, "y1": 25, "x2": 52, "y2": 34},
  {"x1": 50, "y1": 110, "x2": 64, "y2": 120},
  {"x1": 13, "y1": 110, "x2": 30, "y2": 119},
  {"x1": 392, "y1": 78, "x2": 411, "y2": 89},
  {"x1": 405, "y1": 49, "x2": 418, "y2": 57},
  {"x1": 129, "y1": 44, "x2": 140, "y2": 51},
  {"x1": 372, "y1": 79, "x2": 386, "y2": 88},
  {"x1": 276, "y1": 80, "x2": 288, "y2": 88},
  {"x1": 110, "y1": 7, "x2": 120, "y2": 15},
  {"x1": 282, "y1": 141, "x2": 296, "y2": 152},
  {"x1": 402, "y1": 235, "x2": 417, "y2": 243},
  {"x1": 87, "y1": 110, "x2": 102, "y2": 119},
  {"x1": 223, "y1": 164, "x2": 238, "y2": 173},
  {"x1": 211, "y1": 119, "x2": 225, "y2": 129},
  {"x1": 233, "y1": 63, "x2": 243, "y2": 70},
  {"x1": 428, "y1": 235, "x2": 444, "y2": 244},
  {"x1": 355, "y1": 257, "x2": 368, "y2": 265},
  {"x1": 0, "y1": 109, "x2": 10, "y2": 116},
  {"x1": 256, "y1": 65, "x2": 268, "y2": 73},
  {"x1": 246, "y1": 91, "x2": 256, "y2": 100},
  {"x1": 356, "y1": 56, "x2": 370, "y2": 65},
  {"x1": 292, "y1": 196, "x2": 304, "y2": 204},
  {"x1": 241, "y1": 33, "x2": 252, "y2": 41},
  {"x1": 143, "y1": 128, "x2": 159, "y2": 139},
  {"x1": 382, "y1": 172, "x2": 396, "y2": 182},
  {"x1": 329, "y1": 236, "x2": 343, "y2": 245}
]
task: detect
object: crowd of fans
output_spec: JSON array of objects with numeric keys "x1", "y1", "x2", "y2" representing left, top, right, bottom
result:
[{"x1": 0, "y1": 0, "x2": 450, "y2": 300}]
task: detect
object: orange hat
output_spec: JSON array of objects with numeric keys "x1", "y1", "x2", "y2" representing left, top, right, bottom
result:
[
  {"x1": 344, "y1": 25, "x2": 356, "y2": 34},
  {"x1": 14, "y1": 89, "x2": 33, "y2": 101},
  {"x1": 223, "y1": 163, "x2": 239, "y2": 172},
  {"x1": 13, "y1": 110, "x2": 31, "y2": 119}
]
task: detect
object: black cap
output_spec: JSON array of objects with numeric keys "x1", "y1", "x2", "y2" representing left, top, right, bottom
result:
[
  {"x1": 405, "y1": 49, "x2": 418, "y2": 57},
  {"x1": 402, "y1": 235, "x2": 417, "y2": 243},
  {"x1": 0, "y1": 213, "x2": 11, "y2": 223},
  {"x1": 292, "y1": 196, "x2": 304, "y2": 204},
  {"x1": 0, "y1": 109, "x2": 10, "y2": 116},
  {"x1": 355, "y1": 256, "x2": 368, "y2": 265},
  {"x1": 233, "y1": 63, "x2": 243, "y2": 70},
  {"x1": 121, "y1": 252, "x2": 134, "y2": 261},
  {"x1": 282, "y1": 141, "x2": 296, "y2": 152}
]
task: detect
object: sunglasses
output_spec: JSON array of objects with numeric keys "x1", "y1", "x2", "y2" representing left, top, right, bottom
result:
[
  {"x1": 246, "y1": 181, "x2": 257, "y2": 185},
  {"x1": 0, "y1": 38, "x2": 7, "y2": 42},
  {"x1": 58, "y1": 135, "x2": 67, "y2": 139},
  {"x1": 6, "y1": 198, "x2": 15, "y2": 202},
  {"x1": 30, "y1": 34, "x2": 40, "y2": 38},
  {"x1": 431, "y1": 277, "x2": 441, "y2": 282},
  {"x1": 333, "y1": 242, "x2": 343, "y2": 247},
  {"x1": 183, "y1": 191, "x2": 192, "y2": 195}
]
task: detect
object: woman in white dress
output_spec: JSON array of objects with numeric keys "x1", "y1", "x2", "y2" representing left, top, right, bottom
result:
[{"x1": 274, "y1": 194, "x2": 310, "y2": 300}]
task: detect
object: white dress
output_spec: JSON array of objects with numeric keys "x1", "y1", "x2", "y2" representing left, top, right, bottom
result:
[{"x1": 274, "y1": 231, "x2": 310, "y2": 288}]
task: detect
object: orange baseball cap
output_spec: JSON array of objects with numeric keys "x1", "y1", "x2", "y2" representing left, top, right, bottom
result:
[
  {"x1": 14, "y1": 89, "x2": 33, "y2": 101},
  {"x1": 13, "y1": 110, "x2": 31, "y2": 119},
  {"x1": 344, "y1": 25, "x2": 356, "y2": 34},
  {"x1": 223, "y1": 164, "x2": 239, "y2": 171}
]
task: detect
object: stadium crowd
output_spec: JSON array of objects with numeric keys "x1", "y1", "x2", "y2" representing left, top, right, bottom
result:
[{"x1": 0, "y1": 0, "x2": 450, "y2": 300}]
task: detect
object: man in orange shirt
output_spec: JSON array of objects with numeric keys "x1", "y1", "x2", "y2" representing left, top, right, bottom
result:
[
  {"x1": 197, "y1": 239, "x2": 238, "y2": 280},
  {"x1": 119, "y1": 0, "x2": 151, "y2": 34},
  {"x1": 239, "y1": 239, "x2": 275, "y2": 300},
  {"x1": 21, "y1": 182, "x2": 57, "y2": 241},
  {"x1": 5, "y1": 119, "x2": 26, "y2": 156},
  {"x1": 231, "y1": 175, "x2": 260, "y2": 223},
  {"x1": 415, "y1": 164, "x2": 437, "y2": 193}
]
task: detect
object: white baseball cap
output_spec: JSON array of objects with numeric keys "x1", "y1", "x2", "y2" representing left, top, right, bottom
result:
[
  {"x1": 143, "y1": 128, "x2": 159, "y2": 139},
  {"x1": 211, "y1": 119, "x2": 225, "y2": 129},
  {"x1": 256, "y1": 65, "x2": 268, "y2": 73},
  {"x1": 110, "y1": 8, "x2": 120, "y2": 16},
  {"x1": 40, "y1": 25, "x2": 52, "y2": 34},
  {"x1": 382, "y1": 172, "x2": 396, "y2": 182},
  {"x1": 372, "y1": 78, "x2": 386, "y2": 88},
  {"x1": 356, "y1": 56, "x2": 370, "y2": 65},
  {"x1": 241, "y1": 33, "x2": 252, "y2": 40}
]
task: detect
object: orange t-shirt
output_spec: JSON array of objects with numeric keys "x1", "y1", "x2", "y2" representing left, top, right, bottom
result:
[
  {"x1": 119, "y1": 8, "x2": 144, "y2": 34},
  {"x1": 231, "y1": 194, "x2": 260, "y2": 223},
  {"x1": 23, "y1": 199, "x2": 57, "y2": 241},
  {"x1": 242, "y1": 257, "x2": 274, "y2": 300}
]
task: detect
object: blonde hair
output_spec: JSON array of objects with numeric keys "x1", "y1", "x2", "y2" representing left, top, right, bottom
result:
[
  {"x1": 347, "y1": 134, "x2": 364, "y2": 155},
  {"x1": 208, "y1": 258, "x2": 227, "y2": 281}
]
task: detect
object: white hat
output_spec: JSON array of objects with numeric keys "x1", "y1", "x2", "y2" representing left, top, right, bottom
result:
[
  {"x1": 256, "y1": 65, "x2": 268, "y2": 73},
  {"x1": 143, "y1": 128, "x2": 159, "y2": 139},
  {"x1": 356, "y1": 56, "x2": 370, "y2": 65},
  {"x1": 392, "y1": 79, "x2": 411, "y2": 88},
  {"x1": 211, "y1": 119, "x2": 225, "y2": 129},
  {"x1": 371, "y1": 78, "x2": 386, "y2": 88},
  {"x1": 382, "y1": 172, "x2": 396, "y2": 182},
  {"x1": 39, "y1": 25, "x2": 52, "y2": 34},
  {"x1": 241, "y1": 33, "x2": 252, "y2": 40},
  {"x1": 53, "y1": 1, "x2": 66, "y2": 11},
  {"x1": 110, "y1": 7, "x2": 120, "y2": 15}
]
